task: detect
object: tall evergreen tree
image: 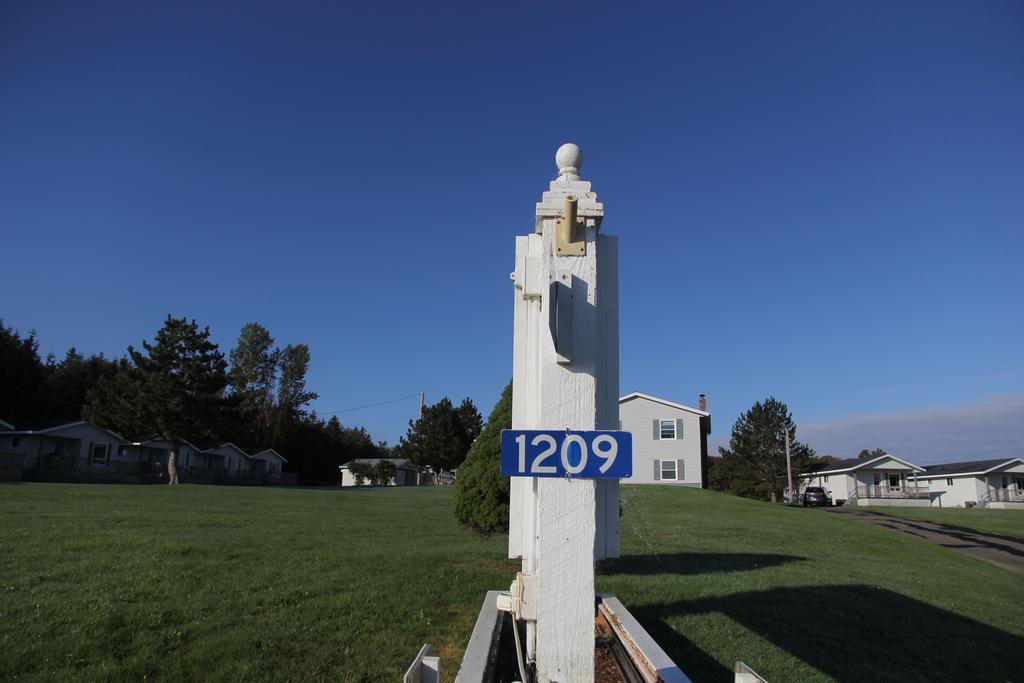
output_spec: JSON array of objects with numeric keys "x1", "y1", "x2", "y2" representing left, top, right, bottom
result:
[
  {"x1": 456, "y1": 397, "x2": 483, "y2": 452},
  {"x1": 454, "y1": 382, "x2": 512, "y2": 533},
  {"x1": 84, "y1": 316, "x2": 228, "y2": 485},
  {"x1": 717, "y1": 397, "x2": 815, "y2": 502},
  {"x1": 399, "y1": 396, "x2": 480, "y2": 482}
]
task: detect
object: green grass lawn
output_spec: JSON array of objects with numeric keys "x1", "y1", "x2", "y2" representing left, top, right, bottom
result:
[
  {"x1": 2, "y1": 483, "x2": 1022, "y2": 682},
  {"x1": 0, "y1": 483, "x2": 516, "y2": 682},
  {"x1": 600, "y1": 486, "x2": 1024, "y2": 682},
  {"x1": 854, "y1": 504, "x2": 1024, "y2": 539}
]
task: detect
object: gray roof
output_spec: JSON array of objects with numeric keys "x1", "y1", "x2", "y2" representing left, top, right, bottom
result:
[
  {"x1": 800, "y1": 453, "x2": 923, "y2": 476},
  {"x1": 922, "y1": 459, "x2": 1017, "y2": 476},
  {"x1": 0, "y1": 419, "x2": 125, "y2": 441},
  {"x1": 804, "y1": 457, "x2": 863, "y2": 474},
  {"x1": 1, "y1": 419, "x2": 83, "y2": 432}
]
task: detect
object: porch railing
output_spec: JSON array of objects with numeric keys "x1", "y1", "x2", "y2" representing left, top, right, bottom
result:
[
  {"x1": 857, "y1": 484, "x2": 930, "y2": 500},
  {"x1": 990, "y1": 488, "x2": 1024, "y2": 503}
]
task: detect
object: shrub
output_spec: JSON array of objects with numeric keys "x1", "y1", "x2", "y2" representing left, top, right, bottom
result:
[
  {"x1": 373, "y1": 459, "x2": 397, "y2": 485},
  {"x1": 453, "y1": 381, "x2": 512, "y2": 533}
]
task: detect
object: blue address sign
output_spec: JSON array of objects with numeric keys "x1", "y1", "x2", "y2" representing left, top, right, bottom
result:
[{"x1": 500, "y1": 430, "x2": 632, "y2": 479}]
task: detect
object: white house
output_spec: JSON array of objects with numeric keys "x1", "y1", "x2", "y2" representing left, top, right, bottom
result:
[
  {"x1": 0, "y1": 419, "x2": 126, "y2": 472},
  {"x1": 618, "y1": 392, "x2": 711, "y2": 487},
  {"x1": 1, "y1": 418, "x2": 292, "y2": 485},
  {"x1": 799, "y1": 453, "x2": 928, "y2": 506},
  {"x1": 248, "y1": 448, "x2": 288, "y2": 478},
  {"x1": 339, "y1": 458, "x2": 419, "y2": 486},
  {"x1": 917, "y1": 458, "x2": 1024, "y2": 509},
  {"x1": 118, "y1": 437, "x2": 207, "y2": 474},
  {"x1": 202, "y1": 443, "x2": 255, "y2": 475}
]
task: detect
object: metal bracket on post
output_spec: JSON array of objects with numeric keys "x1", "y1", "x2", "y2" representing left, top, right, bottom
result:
[
  {"x1": 555, "y1": 196, "x2": 585, "y2": 256},
  {"x1": 548, "y1": 270, "x2": 573, "y2": 364}
]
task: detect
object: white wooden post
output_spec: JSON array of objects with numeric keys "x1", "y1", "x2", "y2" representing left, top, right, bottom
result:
[{"x1": 508, "y1": 143, "x2": 619, "y2": 682}]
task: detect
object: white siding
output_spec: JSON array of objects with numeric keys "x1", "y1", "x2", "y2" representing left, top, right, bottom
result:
[
  {"x1": 801, "y1": 472, "x2": 851, "y2": 501},
  {"x1": 37, "y1": 423, "x2": 122, "y2": 467},
  {"x1": 619, "y1": 396, "x2": 703, "y2": 487},
  {"x1": 925, "y1": 475, "x2": 983, "y2": 508}
]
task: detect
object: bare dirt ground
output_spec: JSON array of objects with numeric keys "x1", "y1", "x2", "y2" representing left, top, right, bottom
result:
[{"x1": 826, "y1": 507, "x2": 1024, "y2": 575}]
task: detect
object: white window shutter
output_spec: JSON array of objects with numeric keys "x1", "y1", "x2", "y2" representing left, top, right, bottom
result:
[
  {"x1": 652, "y1": 419, "x2": 660, "y2": 440},
  {"x1": 654, "y1": 459, "x2": 661, "y2": 481},
  {"x1": 676, "y1": 418, "x2": 684, "y2": 440}
]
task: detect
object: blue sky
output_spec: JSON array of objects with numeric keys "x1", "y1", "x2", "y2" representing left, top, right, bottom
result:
[{"x1": 2, "y1": 1, "x2": 1022, "y2": 459}]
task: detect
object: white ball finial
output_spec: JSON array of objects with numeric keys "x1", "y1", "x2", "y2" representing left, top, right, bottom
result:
[{"x1": 555, "y1": 143, "x2": 582, "y2": 180}]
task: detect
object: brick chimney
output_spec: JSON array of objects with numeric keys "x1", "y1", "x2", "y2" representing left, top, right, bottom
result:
[{"x1": 698, "y1": 394, "x2": 707, "y2": 411}]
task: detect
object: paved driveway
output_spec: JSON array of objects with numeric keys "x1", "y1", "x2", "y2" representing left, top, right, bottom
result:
[{"x1": 826, "y1": 507, "x2": 1024, "y2": 575}]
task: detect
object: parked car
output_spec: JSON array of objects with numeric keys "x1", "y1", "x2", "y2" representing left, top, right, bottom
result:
[{"x1": 802, "y1": 486, "x2": 832, "y2": 507}]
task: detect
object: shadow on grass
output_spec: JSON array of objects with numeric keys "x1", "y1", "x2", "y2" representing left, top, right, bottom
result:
[
  {"x1": 600, "y1": 552, "x2": 806, "y2": 576},
  {"x1": 639, "y1": 584, "x2": 1024, "y2": 682},
  {"x1": 850, "y1": 510, "x2": 1024, "y2": 559}
]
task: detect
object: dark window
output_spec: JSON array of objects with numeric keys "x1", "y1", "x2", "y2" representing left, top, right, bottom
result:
[{"x1": 90, "y1": 443, "x2": 109, "y2": 466}]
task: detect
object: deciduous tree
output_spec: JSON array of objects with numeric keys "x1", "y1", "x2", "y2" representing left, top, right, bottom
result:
[
  {"x1": 228, "y1": 323, "x2": 280, "y2": 446},
  {"x1": 273, "y1": 344, "x2": 318, "y2": 445}
]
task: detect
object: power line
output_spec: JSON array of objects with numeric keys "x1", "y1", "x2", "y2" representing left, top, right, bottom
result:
[
  {"x1": 321, "y1": 393, "x2": 421, "y2": 416},
  {"x1": 348, "y1": 416, "x2": 414, "y2": 427}
]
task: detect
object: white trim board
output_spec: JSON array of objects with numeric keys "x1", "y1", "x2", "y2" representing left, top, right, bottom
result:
[
  {"x1": 619, "y1": 392, "x2": 710, "y2": 417},
  {"x1": 799, "y1": 453, "x2": 924, "y2": 476},
  {"x1": 917, "y1": 458, "x2": 1024, "y2": 479}
]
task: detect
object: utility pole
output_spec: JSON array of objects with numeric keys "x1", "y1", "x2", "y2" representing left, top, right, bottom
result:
[
  {"x1": 785, "y1": 427, "x2": 794, "y2": 505},
  {"x1": 419, "y1": 392, "x2": 425, "y2": 419}
]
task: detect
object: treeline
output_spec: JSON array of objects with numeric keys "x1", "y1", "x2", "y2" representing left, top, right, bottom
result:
[
  {"x1": 0, "y1": 318, "x2": 387, "y2": 484},
  {"x1": 0, "y1": 323, "x2": 122, "y2": 423}
]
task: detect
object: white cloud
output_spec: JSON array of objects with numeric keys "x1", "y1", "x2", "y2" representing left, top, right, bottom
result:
[{"x1": 794, "y1": 393, "x2": 1024, "y2": 464}]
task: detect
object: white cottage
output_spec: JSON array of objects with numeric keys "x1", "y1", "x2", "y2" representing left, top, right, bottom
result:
[
  {"x1": 618, "y1": 392, "x2": 711, "y2": 487},
  {"x1": 339, "y1": 458, "x2": 419, "y2": 486},
  {"x1": 799, "y1": 453, "x2": 928, "y2": 506},
  {"x1": 0, "y1": 419, "x2": 125, "y2": 472},
  {"x1": 917, "y1": 458, "x2": 1024, "y2": 509},
  {"x1": 248, "y1": 448, "x2": 288, "y2": 478},
  {"x1": 202, "y1": 443, "x2": 254, "y2": 476},
  {"x1": 118, "y1": 437, "x2": 206, "y2": 473}
]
